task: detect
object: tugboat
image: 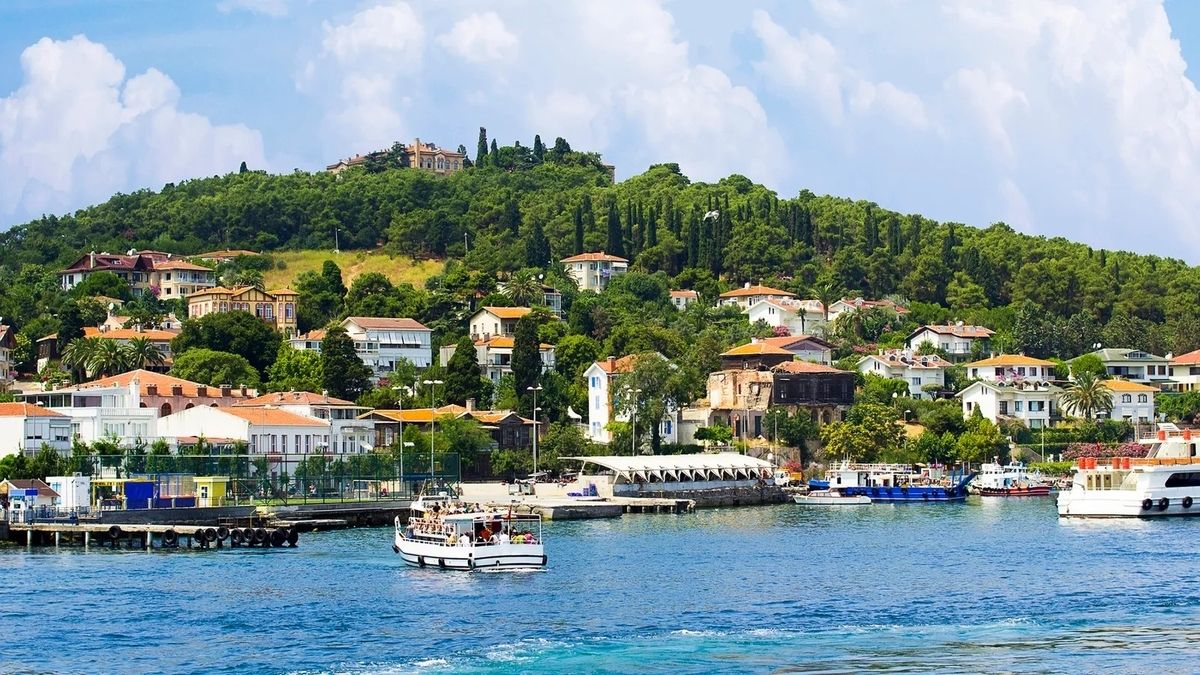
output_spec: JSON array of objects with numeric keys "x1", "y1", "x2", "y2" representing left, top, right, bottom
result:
[
  {"x1": 1058, "y1": 424, "x2": 1200, "y2": 518},
  {"x1": 972, "y1": 459, "x2": 1052, "y2": 496},
  {"x1": 393, "y1": 492, "x2": 546, "y2": 571},
  {"x1": 820, "y1": 461, "x2": 975, "y2": 503}
]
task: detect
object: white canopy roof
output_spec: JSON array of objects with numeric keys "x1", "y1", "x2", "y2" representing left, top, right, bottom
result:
[{"x1": 563, "y1": 452, "x2": 774, "y2": 484}]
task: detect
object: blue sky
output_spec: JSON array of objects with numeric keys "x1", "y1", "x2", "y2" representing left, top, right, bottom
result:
[{"x1": 3, "y1": 0, "x2": 1200, "y2": 260}]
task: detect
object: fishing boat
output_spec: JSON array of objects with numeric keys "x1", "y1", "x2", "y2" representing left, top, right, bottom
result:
[
  {"x1": 793, "y1": 489, "x2": 871, "y2": 506},
  {"x1": 972, "y1": 459, "x2": 1052, "y2": 496},
  {"x1": 392, "y1": 493, "x2": 546, "y2": 571},
  {"x1": 1058, "y1": 424, "x2": 1200, "y2": 518},
  {"x1": 820, "y1": 461, "x2": 975, "y2": 503}
]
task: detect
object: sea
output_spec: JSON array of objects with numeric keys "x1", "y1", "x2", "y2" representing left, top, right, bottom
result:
[{"x1": 4, "y1": 498, "x2": 1200, "y2": 674}]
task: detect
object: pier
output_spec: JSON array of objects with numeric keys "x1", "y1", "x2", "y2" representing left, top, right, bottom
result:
[{"x1": 6, "y1": 521, "x2": 301, "y2": 550}]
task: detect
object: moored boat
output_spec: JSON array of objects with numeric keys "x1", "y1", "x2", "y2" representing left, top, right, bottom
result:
[
  {"x1": 793, "y1": 489, "x2": 871, "y2": 506},
  {"x1": 972, "y1": 459, "x2": 1052, "y2": 496},
  {"x1": 393, "y1": 493, "x2": 546, "y2": 571},
  {"x1": 1058, "y1": 424, "x2": 1200, "y2": 518},
  {"x1": 821, "y1": 461, "x2": 975, "y2": 503}
]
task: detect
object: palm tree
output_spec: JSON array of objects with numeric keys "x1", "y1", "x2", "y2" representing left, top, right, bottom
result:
[
  {"x1": 1060, "y1": 371, "x2": 1114, "y2": 420},
  {"x1": 812, "y1": 277, "x2": 841, "y2": 324},
  {"x1": 123, "y1": 337, "x2": 165, "y2": 370},
  {"x1": 505, "y1": 270, "x2": 542, "y2": 307},
  {"x1": 61, "y1": 337, "x2": 101, "y2": 382},
  {"x1": 88, "y1": 339, "x2": 130, "y2": 378}
]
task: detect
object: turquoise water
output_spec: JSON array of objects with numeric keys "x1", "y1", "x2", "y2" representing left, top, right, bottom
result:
[{"x1": 5, "y1": 498, "x2": 1200, "y2": 673}]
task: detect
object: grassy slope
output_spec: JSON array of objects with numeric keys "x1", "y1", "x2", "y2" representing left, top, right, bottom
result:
[{"x1": 262, "y1": 249, "x2": 443, "y2": 290}]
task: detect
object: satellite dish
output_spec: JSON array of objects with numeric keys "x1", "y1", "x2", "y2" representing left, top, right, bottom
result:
[{"x1": 567, "y1": 406, "x2": 582, "y2": 420}]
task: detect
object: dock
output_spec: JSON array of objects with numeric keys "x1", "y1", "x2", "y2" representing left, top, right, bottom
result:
[{"x1": 5, "y1": 521, "x2": 300, "y2": 550}]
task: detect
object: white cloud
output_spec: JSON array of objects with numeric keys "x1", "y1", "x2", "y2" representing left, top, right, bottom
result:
[
  {"x1": 437, "y1": 11, "x2": 518, "y2": 63},
  {"x1": 216, "y1": 0, "x2": 289, "y2": 17},
  {"x1": 0, "y1": 35, "x2": 265, "y2": 225}
]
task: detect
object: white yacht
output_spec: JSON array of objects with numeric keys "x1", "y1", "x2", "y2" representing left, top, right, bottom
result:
[
  {"x1": 972, "y1": 460, "x2": 1051, "y2": 496},
  {"x1": 793, "y1": 489, "x2": 871, "y2": 506},
  {"x1": 393, "y1": 494, "x2": 546, "y2": 571},
  {"x1": 1057, "y1": 424, "x2": 1200, "y2": 517}
]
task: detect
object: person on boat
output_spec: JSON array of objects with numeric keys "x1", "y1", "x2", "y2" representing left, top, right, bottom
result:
[
  {"x1": 497, "y1": 529, "x2": 510, "y2": 545},
  {"x1": 479, "y1": 524, "x2": 493, "y2": 542},
  {"x1": 458, "y1": 533, "x2": 471, "y2": 547}
]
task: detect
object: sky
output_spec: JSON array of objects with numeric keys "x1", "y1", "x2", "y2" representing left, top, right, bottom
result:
[{"x1": 2, "y1": 0, "x2": 1200, "y2": 260}]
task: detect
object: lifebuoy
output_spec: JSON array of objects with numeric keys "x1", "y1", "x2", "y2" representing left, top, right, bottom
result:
[
  {"x1": 1159, "y1": 497, "x2": 1170, "y2": 511},
  {"x1": 1185, "y1": 497, "x2": 1194, "y2": 509},
  {"x1": 1142, "y1": 498, "x2": 1154, "y2": 510}
]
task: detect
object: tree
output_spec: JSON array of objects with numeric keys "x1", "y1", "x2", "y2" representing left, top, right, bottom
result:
[
  {"x1": 573, "y1": 204, "x2": 585, "y2": 254},
  {"x1": 294, "y1": 260, "x2": 346, "y2": 333},
  {"x1": 320, "y1": 325, "x2": 372, "y2": 400},
  {"x1": 123, "y1": 336, "x2": 165, "y2": 370},
  {"x1": 172, "y1": 311, "x2": 282, "y2": 375},
  {"x1": 1060, "y1": 371, "x2": 1115, "y2": 420},
  {"x1": 504, "y1": 270, "x2": 542, "y2": 306},
  {"x1": 170, "y1": 348, "x2": 261, "y2": 387},
  {"x1": 820, "y1": 402, "x2": 904, "y2": 462},
  {"x1": 344, "y1": 273, "x2": 426, "y2": 318},
  {"x1": 606, "y1": 199, "x2": 624, "y2": 257},
  {"x1": 61, "y1": 337, "x2": 100, "y2": 382},
  {"x1": 56, "y1": 300, "x2": 88, "y2": 352},
  {"x1": 445, "y1": 336, "x2": 485, "y2": 406},
  {"x1": 532, "y1": 134, "x2": 546, "y2": 162},
  {"x1": 1069, "y1": 353, "x2": 1108, "y2": 380},
  {"x1": 475, "y1": 126, "x2": 488, "y2": 166},
  {"x1": 613, "y1": 354, "x2": 692, "y2": 454},
  {"x1": 70, "y1": 271, "x2": 131, "y2": 301},
  {"x1": 266, "y1": 345, "x2": 323, "y2": 392},
  {"x1": 499, "y1": 195, "x2": 521, "y2": 237},
  {"x1": 860, "y1": 373, "x2": 913, "y2": 406},
  {"x1": 954, "y1": 412, "x2": 1007, "y2": 464},
  {"x1": 511, "y1": 315, "x2": 542, "y2": 411},
  {"x1": 88, "y1": 339, "x2": 129, "y2": 378},
  {"x1": 694, "y1": 423, "x2": 734, "y2": 447},
  {"x1": 239, "y1": 161, "x2": 249, "y2": 173},
  {"x1": 525, "y1": 218, "x2": 551, "y2": 268},
  {"x1": 554, "y1": 334, "x2": 600, "y2": 380}
]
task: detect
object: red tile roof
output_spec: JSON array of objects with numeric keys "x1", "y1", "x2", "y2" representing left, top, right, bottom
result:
[
  {"x1": 719, "y1": 285, "x2": 795, "y2": 299},
  {"x1": 345, "y1": 317, "x2": 429, "y2": 331},
  {"x1": 1173, "y1": 348, "x2": 1200, "y2": 366},
  {"x1": 914, "y1": 324, "x2": 995, "y2": 339},
  {"x1": 77, "y1": 370, "x2": 254, "y2": 398},
  {"x1": 772, "y1": 361, "x2": 845, "y2": 375},
  {"x1": 3, "y1": 478, "x2": 59, "y2": 498},
  {"x1": 560, "y1": 252, "x2": 629, "y2": 263},
  {"x1": 235, "y1": 391, "x2": 360, "y2": 407},
  {"x1": 221, "y1": 408, "x2": 329, "y2": 427},
  {"x1": 0, "y1": 402, "x2": 67, "y2": 418},
  {"x1": 480, "y1": 306, "x2": 532, "y2": 320}
]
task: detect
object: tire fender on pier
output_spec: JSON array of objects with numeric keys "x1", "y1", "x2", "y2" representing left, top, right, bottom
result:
[
  {"x1": 392, "y1": 544, "x2": 400, "y2": 554},
  {"x1": 286, "y1": 528, "x2": 299, "y2": 547},
  {"x1": 107, "y1": 525, "x2": 122, "y2": 540},
  {"x1": 253, "y1": 528, "x2": 268, "y2": 545},
  {"x1": 204, "y1": 527, "x2": 217, "y2": 542},
  {"x1": 270, "y1": 529, "x2": 286, "y2": 547},
  {"x1": 162, "y1": 529, "x2": 178, "y2": 547},
  {"x1": 230, "y1": 529, "x2": 244, "y2": 546},
  {"x1": 216, "y1": 526, "x2": 230, "y2": 542}
]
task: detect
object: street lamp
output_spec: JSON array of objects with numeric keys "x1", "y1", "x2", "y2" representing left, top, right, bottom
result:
[
  {"x1": 904, "y1": 409, "x2": 913, "y2": 423},
  {"x1": 625, "y1": 387, "x2": 643, "y2": 456},
  {"x1": 392, "y1": 384, "x2": 411, "y2": 493},
  {"x1": 527, "y1": 385, "x2": 543, "y2": 479},
  {"x1": 422, "y1": 379, "x2": 443, "y2": 486}
]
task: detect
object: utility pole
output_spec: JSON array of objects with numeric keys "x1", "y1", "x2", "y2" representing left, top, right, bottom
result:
[
  {"x1": 527, "y1": 384, "x2": 543, "y2": 478},
  {"x1": 422, "y1": 379, "x2": 443, "y2": 485}
]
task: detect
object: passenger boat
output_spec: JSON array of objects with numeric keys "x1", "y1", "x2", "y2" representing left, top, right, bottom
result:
[
  {"x1": 820, "y1": 461, "x2": 975, "y2": 503},
  {"x1": 972, "y1": 459, "x2": 1052, "y2": 496},
  {"x1": 1058, "y1": 424, "x2": 1200, "y2": 518},
  {"x1": 392, "y1": 494, "x2": 546, "y2": 571},
  {"x1": 793, "y1": 489, "x2": 871, "y2": 506}
]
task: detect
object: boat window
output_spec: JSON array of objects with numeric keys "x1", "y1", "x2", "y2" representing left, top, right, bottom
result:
[{"x1": 1164, "y1": 472, "x2": 1200, "y2": 488}]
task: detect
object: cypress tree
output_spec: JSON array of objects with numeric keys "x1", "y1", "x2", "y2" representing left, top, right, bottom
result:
[
  {"x1": 238, "y1": 161, "x2": 249, "y2": 174},
  {"x1": 532, "y1": 134, "x2": 546, "y2": 162},
  {"x1": 445, "y1": 336, "x2": 483, "y2": 406},
  {"x1": 489, "y1": 139, "x2": 499, "y2": 164},
  {"x1": 863, "y1": 206, "x2": 879, "y2": 253},
  {"x1": 688, "y1": 208, "x2": 700, "y2": 267},
  {"x1": 647, "y1": 205, "x2": 658, "y2": 247},
  {"x1": 606, "y1": 200, "x2": 624, "y2": 257},
  {"x1": 525, "y1": 218, "x2": 551, "y2": 268},
  {"x1": 511, "y1": 316, "x2": 541, "y2": 412},
  {"x1": 887, "y1": 214, "x2": 902, "y2": 256},
  {"x1": 500, "y1": 195, "x2": 521, "y2": 236},
  {"x1": 582, "y1": 193, "x2": 595, "y2": 248},
  {"x1": 573, "y1": 205, "x2": 585, "y2": 254},
  {"x1": 475, "y1": 127, "x2": 488, "y2": 166},
  {"x1": 321, "y1": 325, "x2": 373, "y2": 401}
]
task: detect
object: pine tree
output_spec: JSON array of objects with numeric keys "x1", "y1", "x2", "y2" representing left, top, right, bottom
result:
[
  {"x1": 606, "y1": 200, "x2": 624, "y2": 257},
  {"x1": 445, "y1": 336, "x2": 483, "y2": 406},
  {"x1": 525, "y1": 218, "x2": 551, "y2": 268},
  {"x1": 573, "y1": 205, "x2": 585, "y2": 254},
  {"x1": 887, "y1": 214, "x2": 903, "y2": 256},
  {"x1": 500, "y1": 195, "x2": 521, "y2": 236},
  {"x1": 532, "y1": 134, "x2": 545, "y2": 162},
  {"x1": 321, "y1": 325, "x2": 373, "y2": 401},
  {"x1": 624, "y1": 201, "x2": 634, "y2": 255},
  {"x1": 476, "y1": 127, "x2": 488, "y2": 166}
]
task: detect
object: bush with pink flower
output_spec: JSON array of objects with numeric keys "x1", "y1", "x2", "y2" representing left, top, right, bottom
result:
[{"x1": 1063, "y1": 441, "x2": 1148, "y2": 459}]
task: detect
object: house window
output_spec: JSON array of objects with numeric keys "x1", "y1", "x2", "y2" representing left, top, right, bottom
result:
[
  {"x1": 1138, "y1": 394, "x2": 1148, "y2": 403},
  {"x1": 285, "y1": 303, "x2": 294, "y2": 320},
  {"x1": 1121, "y1": 394, "x2": 1132, "y2": 403},
  {"x1": 1014, "y1": 401, "x2": 1023, "y2": 412}
]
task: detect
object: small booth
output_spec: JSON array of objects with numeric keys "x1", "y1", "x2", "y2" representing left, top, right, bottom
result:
[
  {"x1": 193, "y1": 476, "x2": 229, "y2": 507},
  {"x1": 46, "y1": 475, "x2": 91, "y2": 511},
  {"x1": 90, "y1": 478, "x2": 156, "y2": 510}
]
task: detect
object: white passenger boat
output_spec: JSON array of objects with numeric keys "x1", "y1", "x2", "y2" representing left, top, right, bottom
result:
[
  {"x1": 972, "y1": 459, "x2": 1052, "y2": 496},
  {"x1": 1058, "y1": 424, "x2": 1200, "y2": 518},
  {"x1": 393, "y1": 495, "x2": 546, "y2": 570},
  {"x1": 793, "y1": 489, "x2": 871, "y2": 506}
]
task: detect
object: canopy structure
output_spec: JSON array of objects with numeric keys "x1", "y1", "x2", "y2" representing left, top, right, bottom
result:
[{"x1": 563, "y1": 453, "x2": 774, "y2": 485}]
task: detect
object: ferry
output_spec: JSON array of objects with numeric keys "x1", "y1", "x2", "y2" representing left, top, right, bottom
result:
[
  {"x1": 793, "y1": 489, "x2": 871, "y2": 506},
  {"x1": 820, "y1": 461, "x2": 975, "y2": 503},
  {"x1": 392, "y1": 494, "x2": 546, "y2": 571},
  {"x1": 972, "y1": 459, "x2": 1052, "y2": 496},
  {"x1": 1057, "y1": 424, "x2": 1200, "y2": 518}
]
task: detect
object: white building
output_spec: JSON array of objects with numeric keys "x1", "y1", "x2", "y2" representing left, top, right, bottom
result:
[
  {"x1": 583, "y1": 354, "x2": 679, "y2": 445},
  {"x1": 717, "y1": 284, "x2": 795, "y2": 311},
  {"x1": 0, "y1": 324, "x2": 16, "y2": 383},
  {"x1": 23, "y1": 380, "x2": 159, "y2": 447},
  {"x1": 468, "y1": 306, "x2": 532, "y2": 341},
  {"x1": 745, "y1": 298, "x2": 828, "y2": 336},
  {"x1": 156, "y1": 405, "x2": 333, "y2": 475},
  {"x1": 234, "y1": 391, "x2": 375, "y2": 456},
  {"x1": 757, "y1": 335, "x2": 833, "y2": 365},
  {"x1": 960, "y1": 380, "x2": 1061, "y2": 429},
  {"x1": 291, "y1": 316, "x2": 432, "y2": 377},
  {"x1": 907, "y1": 323, "x2": 995, "y2": 362},
  {"x1": 1089, "y1": 348, "x2": 1171, "y2": 385},
  {"x1": 857, "y1": 349, "x2": 952, "y2": 399},
  {"x1": 1101, "y1": 379, "x2": 1157, "y2": 424},
  {"x1": 496, "y1": 281, "x2": 564, "y2": 317},
  {"x1": 45, "y1": 475, "x2": 90, "y2": 510},
  {"x1": 561, "y1": 252, "x2": 629, "y2": 292},
  {"x1": 1168, "y1": 348, "x2": 1200, "y2": 392},
  {"x1": 964, "y1": 354, "x2": 1055, "y2": 384},
  {"x1": 0, "y1": 479, "x2": 59, "y2": 514},
  {"x1": 0, "y1": 403, "x2": 73, "y2": 457},
  {"x1": 669, "y1": 290, "x2": 699, "y2": 310},
  {"x1": 439, "y1": 336, "x2": 556, "y2": 384},
  {"x1": 827, "y1": 297, "x2": 908, "y2": 321}
]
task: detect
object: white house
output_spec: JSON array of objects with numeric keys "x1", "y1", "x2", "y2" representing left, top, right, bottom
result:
[
  {"x1": 583, "y1": 354, "x2": 679, "y2": 445},
  {"x1": 156, "y1": 405, "x2": 332, "y2": 476},
  {"x1": 234, "y1": 391, "x2": 375, "y2": 456},
  {"x1": 964, "y1": 354, "x2": 1055, "y2": 383},
  {"x1": 1, "y1": 479, "x2": 59, "y2": 515},
  {"x1": 827, "y1": 297, "x2": 908, "y2": 321},
  {"x1": 469, "y1": 306, "x2": 533, "y2": 340},
  {"x1": 1089, "y1": 348, "x2": 1171, "y2": 385},
  {"x1": 757, "y1": 335, "x2": 833, "y2": 365},
  {"x1": 1168, "y1": 348, "x2": 1200, "y2": 392},
  {"x1": 670, "y1": 290, "x2": 699, "y2": 310},
  {"x1": 1099, "y1": 379, "x2": 1157, "y2": 424},
  {"x1": 857, "y1": 349, "x2": 952, "y2": 399},
  {"x1": 907, "y1": 323, "x2": 995, "y2": 362},
  {"x1": 292, "y1": 317, "x2": 432, "y2": 377},
  {"x1": 745, "y1": 298, "x2": 828, "y2": 336},
  {"x1": 21, "y1": 380, "x2": 159, "y2": 446},
  {"x1": 717, "y1": 284, "x2": 795, "y2": 311},
  {"x1": 0, "y1": 403, "x2": 73, "y2": 458},
  {"x1": 497, "y1": 281, "x2": 564, "y2": 317},
  {"x1": 561, "y1": 252, "x2": 629, "y2": 292},
  {"x1": 960, "y1": 380, "x2": 1061, "y2": 429}
]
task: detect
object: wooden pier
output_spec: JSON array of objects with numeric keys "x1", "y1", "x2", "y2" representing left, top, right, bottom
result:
[{"x1": 5, "y1": 521, "x2": 300, "y2": 550}]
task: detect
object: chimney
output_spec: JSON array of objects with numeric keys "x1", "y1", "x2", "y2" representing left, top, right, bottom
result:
[
  {"x1": 220, "y1": 385, "x2": 231, "y2": 397},
  {"x1": 744, "y1": 282, "x2": 751, "y2": 289},
  {"x1": 466, "y1": 398, "x2": 476, "y2": 412},
  {"x1": 197, "y1": 385, "x2": 208, "y2": 398},
  {"x1": 751, "y1": 337, "x2": 760, "y2": 344},
  {"x1": 146, "y1": 384, "x2": 159, "y2": 397},
  {"x1": 89, "y1": 251, "x2": 96, "y2": 268},
  {"x1": 607, "y1": 356, "x2": 616, "y2": 370},
  {"x1": 171, "y1": 385, "x2": 183, "y2": 397}
]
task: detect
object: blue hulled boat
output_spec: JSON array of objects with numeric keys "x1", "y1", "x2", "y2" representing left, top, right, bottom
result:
[{"x1": 820, "y1": 461, "x2": 976, "y2": 503}]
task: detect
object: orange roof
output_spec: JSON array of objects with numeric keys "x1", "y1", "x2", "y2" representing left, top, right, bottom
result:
[
  {"x1": 83, "y1": 327, "x2": 178, "y2": 341},
  {"x1": 476, "y1": 336, "x2": 554, "y2": 350},
  {"x1": 721, "y1": 342, "x2": 794, "y2": 357},
  {"x1": 294, "y1": 329, "x2": 327, "y2": 341},
  {"x1": 593, "y1": 354, "x2": 647, "y2": 374},
  {"x1": 0, "y1": 402, "x2": 66, "y2": 418},
  {"x1": 345, "y1": 317, "x2": 429, "y2": 331},
  {"x1": 235, "y1": 391, "x2": 359, "y2": 407},
  {"x1": 966, "y1": 355, "x2": 1055, "y2": 368},
  {"x1": 1102, "y1": 379, "x2": 1158, "y2": 393},
  {"x1": 481, "y1": 306, "x2": 532, "y2": 320},
  {"x1": 269, "y1": 288, "x2": 298, "y2": 296},
  {"x1": 77, "y1": 370, "x2": 253, "y2": 398},
  {"x1": 914, "y1": 324, "x2": 994, "y2": 339},
  {"x1": 560, "y1": 252, "x2": 629, "y2": 263},
  {"x1": 369, "y1": 405, "x2": 468, "y2": 424},
  {"x1": 759, "y1": 335, "x2": 832, "y2": 350},
  {"x1": 222, "y1": 408, "x2": 329, "y2": 427},
  {"x1": 773, "y1": 361, "x2": 845, "y2": 375},
  {"x1": 670, "y1": 290, "x2": 699, "y2": 298},
  {"x1": 719, "y1": 285, "x2": 795, "y2": 299},
  {"x1": 1173, "y1": 348, "x2": 1200, "y2": 366},
  {"x1": 864, "y1": 350, "x2": 952, "y2": 369}
]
